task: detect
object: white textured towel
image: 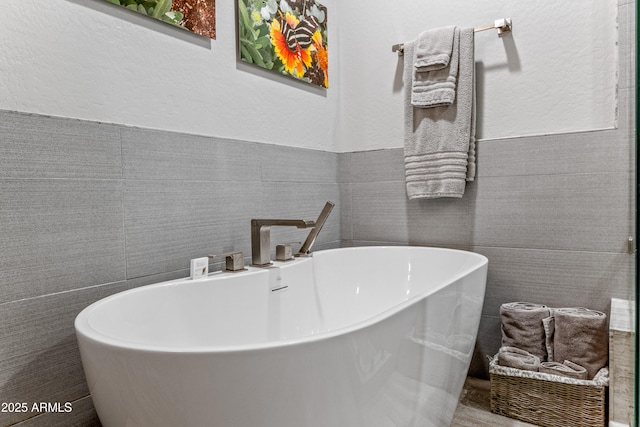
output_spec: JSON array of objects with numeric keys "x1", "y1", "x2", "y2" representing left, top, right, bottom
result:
[
  {"x1": 404, "y1": 28, "x2": 476, "y2": 199},
  {"x1": 411, "y1": 27, "x2": 459, "y2": 108}
]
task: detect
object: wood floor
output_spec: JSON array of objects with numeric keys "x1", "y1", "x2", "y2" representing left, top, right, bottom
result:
[{"x1": 452, "y1": 377, "x2": 538, "y2": 427}]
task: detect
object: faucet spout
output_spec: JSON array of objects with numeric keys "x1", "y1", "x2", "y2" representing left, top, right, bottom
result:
[
  {"x1": 250, "y1": 218, "x2": 316, "y2": 266},
  {"x1": 251, "y1": 219, "x2": 315, "y2": 228}
]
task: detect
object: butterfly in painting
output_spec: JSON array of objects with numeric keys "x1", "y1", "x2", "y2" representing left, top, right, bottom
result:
[{"x1": 277, "y1": 11, "x2": 321, "y2": 52}]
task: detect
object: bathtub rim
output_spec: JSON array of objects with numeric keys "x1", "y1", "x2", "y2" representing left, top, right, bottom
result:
[{"x1": 74, "y1": 246, "x2": 488, "y2": 354}]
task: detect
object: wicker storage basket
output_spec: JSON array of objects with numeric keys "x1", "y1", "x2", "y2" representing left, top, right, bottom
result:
[{"x1": 489, "y1": 355, "x2": 608, "y2": 427}]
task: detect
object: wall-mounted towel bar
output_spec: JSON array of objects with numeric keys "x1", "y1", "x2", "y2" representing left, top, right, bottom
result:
[{"x1": 391, "y1": 18, "x2": 512, "y2": 56}]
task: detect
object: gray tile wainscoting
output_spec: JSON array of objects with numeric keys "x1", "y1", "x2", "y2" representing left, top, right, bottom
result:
[
  {"x1": 0, "y1": 111, "x2": 340, "y2": 426},
  {"x1": 0, "y1": 106, "x2": 635, "y2": 426},
  {"x1": 340, "y1": 121, "x2": 635, "y2": 378}
]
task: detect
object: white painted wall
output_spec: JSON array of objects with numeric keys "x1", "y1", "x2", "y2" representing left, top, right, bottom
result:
[
  {"x1": 0, "y1": 0, "x2": 340, "y2": 152},
  {"x1": 0, "y1": 0, "x2": 618, "y2": 153},
  {"x1": 337, "y1": 0, "x2": 618, "y2": 152}
]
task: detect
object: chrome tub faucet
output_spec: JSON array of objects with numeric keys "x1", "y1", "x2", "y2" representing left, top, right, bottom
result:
[
  {"x1": 250, "y1": 201, "x2": 335, "y2": 266},
  {"x1": 251, "y1": 219, "x2": 315, "y2": 266}
]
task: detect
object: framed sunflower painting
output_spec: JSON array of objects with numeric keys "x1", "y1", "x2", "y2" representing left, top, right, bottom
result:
[{"x1": 238, "y1": 0, "x2": 328, "y2": 88}]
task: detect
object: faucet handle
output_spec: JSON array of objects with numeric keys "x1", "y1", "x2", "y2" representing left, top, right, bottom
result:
[
  {"x1": 275, "y1": 242, "x2": 301, "y2": 261},
  {"x1": 208, "y1": 251, "x2": 246, "y2": 272},
  {"x1": 297, "y1": 201, "x2": 335, "y2": 256}
]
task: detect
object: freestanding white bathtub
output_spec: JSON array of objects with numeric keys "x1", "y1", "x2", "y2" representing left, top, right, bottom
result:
[{"x1": 75, "y1": 246, "x2": 488, "y2": 427}]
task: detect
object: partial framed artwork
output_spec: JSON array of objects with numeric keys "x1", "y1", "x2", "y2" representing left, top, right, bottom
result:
[
  {"x1": 103, "y1": 0, "x2": 216, "y2": 39},
  {"x1": 238, "y1": 0, "x2": 328, "y2": 88}
]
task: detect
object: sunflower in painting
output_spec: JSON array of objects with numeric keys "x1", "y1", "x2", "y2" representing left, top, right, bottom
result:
[
  {"x1": 270, "y1": 12, "x2": 313, "y2": 78},
  {"x1": 310, "y1": 29, "x2": 328, "y2": 87}
]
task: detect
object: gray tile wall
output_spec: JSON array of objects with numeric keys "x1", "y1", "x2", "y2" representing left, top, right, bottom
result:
[
  {"x1": 340, "y1": 134, "x2": 635, "y2": 379},
  {"x1": 340, "y1": 0, "x2": 637, "y2": 379},
  {"x1": 0, "y1": 113, "x2": 340, "y2": 426}
]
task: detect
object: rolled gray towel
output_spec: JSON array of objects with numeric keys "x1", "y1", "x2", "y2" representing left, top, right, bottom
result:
[
  {"x1": 553, "y1": 307, "x2": 608, "y2": 379},
  {"x1": 540, "y1": 360, "x2": 587, "y2": 380},
  {"x1": 500, "y1": 302, "x2": 550, "y2": 361},
  {"x1": 497, "y1": 346, "x2": 540, "y2": 371}
]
